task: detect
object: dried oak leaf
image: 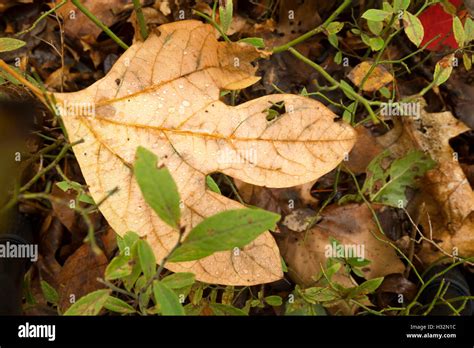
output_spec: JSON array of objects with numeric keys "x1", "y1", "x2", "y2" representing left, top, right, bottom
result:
[
  {"x1": 278, "y1": 204, "x2": 405, "y2": 286},
  {"x1": 54, "y1": 20, "x2": 356, "y2": 285}
]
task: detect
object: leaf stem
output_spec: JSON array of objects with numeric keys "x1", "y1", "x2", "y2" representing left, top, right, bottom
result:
[
  {"x1": 132, "y1": 0, "x2": 148, "y2": 40},
  {"x1": 16, "y1": 0, "x2": 68, "y2": 36},
  {"x1": 288, "y1": 47, "x2": 379, "y2": 123},
  {"x1": 272, "y1": 0, "x2": 352, "y2": 53},
  {"x1": 71, "y1": 0, "x2": 129, "y2": 50}
]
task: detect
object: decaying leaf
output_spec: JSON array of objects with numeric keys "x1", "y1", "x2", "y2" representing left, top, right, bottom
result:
[
  {"x1": 278, "y1": 203, "x2": 405, "y2": 286},
  {"x1": 57, "y1": 243, "x2": 108, "y2": 312},
  {"x1": 377, "y1": 98, "x2": 474, "y2": 263},
  {"x1": 347, "y1": 61, "x2": 393, "y2": 92},
  {"x1": 53, "y1": 20, "x2": 356, "y2": 285}
]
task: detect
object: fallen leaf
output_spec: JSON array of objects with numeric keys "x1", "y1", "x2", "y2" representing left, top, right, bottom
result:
[
  {"x1": 418, "y1": 0, "x2": 463, "y2": 51},
  {"x1": 56, "y1": 0, "x2": 132, "y2": 44},
  {"x1": 278, "y1": 203, "x2": 405, "y2": 286},
  {"x1": 344, "y1": 125, "x2": 384, "y2": 174},
  {"x1": 348, "y1": 61, "x2": 393, "y2": 92},
  {"x1": 57, "y1": 243, "x2": 108, "y2": 312},
  {"x1": 53, "y1": 20, "x2": 356, "y2": 285},
  {"x1": 377, "y1": 98, "x2": 474, "y2": 263}
]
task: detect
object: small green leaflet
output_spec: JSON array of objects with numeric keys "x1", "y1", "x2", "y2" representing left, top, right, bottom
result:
[
  {"x1": 218, "y1": 0, "x2": 233, "y2": 34},
  {"x1": 0, "y1": 38, "x2": 26, "y2": 53},
  {"x1": 403, "y1": 12, "x2": 424, "y2": 47},
  {"x1": 104, "y1": 296, "x2": 135, "y2": 314},
  {"x1": 361, "y1": 9, "x2": 391, "y2": 22},
  {"x1": 137, "y1": 239, "x2": 156, "y2": 281},
  {"x1": 238, "y1": 37, "x2": 265, "y2": 48},
  {"x1": 56, "y1": 181, "x2": 95, "y2": 204},
  {"x1": 361, "y1": 34, "x2": 384, "y2": 51},
  {"x1": 206, "y1": 175, "x2": 221, "y2": 194},
  {"x1": 367, "y1": 20, "x2": 383, "y2": 35},
  {"x1": 134, "y1": 146, "x2": 181, "y2": 229},
  {"x1": 40, "y1": 280, "x2": 59, "y2": 305},
  {"x1": 465, "y1": 18, "x2": 474, "y2": 43},
  {"x1": 453, "y1": 16, "x2": 465, "y2": 47},
  {"x1": 168, "y1": 208, "x2": 280, "y2": 262},
  {"x1": 105, "y1": 255, "x2": 132, "y2": 280},
  {"x1": 161, "y1": 272, "x2": 195, "y2": 289},
  {"x1": 326, "y1": 22, "x2": 344, "y2": 35},
  {"x1": 264, "y1": 295, "x2": 283, "y2": 306},
  {"x1": 434, "y1": 55, "x2": 454, "y2": 86},
  {"x1": 348, "y1": 277, "x2": 384, "y2": 298},
  {"x1": 63, "y1": 289, "x2": 111, "y2": 316},
  {"x1": 362, "y1": 150, "x2": 436, "y2": 207},
  {"x1": 153, "y1": 281, "x2": 185, "y2": 315}
]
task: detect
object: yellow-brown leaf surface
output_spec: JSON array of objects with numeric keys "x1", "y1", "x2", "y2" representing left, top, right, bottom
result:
[{"x1": 54, "y1": 20, "x2": 356, "y2": 285}]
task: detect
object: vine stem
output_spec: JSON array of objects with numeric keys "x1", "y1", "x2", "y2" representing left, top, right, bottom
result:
[
  {"x1": 289, "y1": 47, "x2": 379, "y2": 123},
  {"x1": 272, "y1": 0, "x2": 352, "y2": 53}
]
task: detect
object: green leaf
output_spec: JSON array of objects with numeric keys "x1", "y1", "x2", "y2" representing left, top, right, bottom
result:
[
  {"x1": 134, "y1": 146, "x2": 181, "y2": 229},
  {"x1": 328, "y1": 33, "x2": 339, "y2": 48},
  {"x1": 367, "y1": 20, "x2": 383, "y2": 35},
  {"x1": 77, "y1": 193, "x2": 95, "y2": 204},
  {"x1": 346, "y1": 257, "x2": 371, "y2": 268},
  {"x1": 206, "y1": 175, "x2": 221, "y2": 194},
  {"x1": 368, "y1": 36, "x2": 384, "y2": 51},
  {"x1": 433, "y1": 55, "x2": 454, "y2": 86},
  {"x1": 403, "y1": 12, "x2": 424, "y2": 47},
  {"x1": 285, "y1": 297, "x2": 326, "y2": 316},
  {"x1": 394, "y1": 0, "x2": 410, "y2": 11},
  {"x1": 238, "y1": 37, "x2": 264, "y2": 48},
  {"x1": 105, "y1": 255, "x2": 133, "y2": 280},
  {"x1": 302, "y1": 287, "x2": 339, "y2": 303},
  {"x1": 326, "y1": 21, "x2": 344, "y2": 35},
  {"x1": 104, "y1": 296, "x2": 136, "y2": 314},
  {"x1": 453, "y1": 16, "x2": 465, "y2": 47},
  {"x1": 218, "y1": 0, "x2": 233, "y2": 34},
  {"x1": 363, "y1": 150, "x2": 436, "y2": 207},
  {"x1": 63, "y1": 289, "x2": 110, "y2": 316},
  {"x1": 137, "y1": 239, "x2": 156, "y2": 281},
  {"x1": 117, "y1": 231, "x2": 140, "y2": 253},
  {"x1": 264, "y1": 295, "x2": 283, "y2": 306},
  {"x1": 40, "y1": 280, "x2": 59, "y2": 305},
  {"x1": 161, "y1": 272, "x2": 196, "y2": 289},
  {"x1": 334, "y1": 51, "x2": 342, "y2": 65},
  {"x1": 56, "y1": 180, "x2": 82, "y2": 192},
  {"x1": 0, "y1": 38, "x2": 26, "y2": 53},
  {"x1": 153, "y1": 281, "x2": 186, "y2": 315},
  {"x1": 465, "y1": 18, "x2": 474, "y2": 42},
  {"x1": 209, "y1": 303, "x2": 247, "y2": 315},
  {"x1": 342, "y1": 101, "x2": 357, "y2": 124},
  {"x1": 463, "y1": 52, "x2": 472, "y2": 71},
  {"x1": 348, "y1": 277, "x2": 384, "y2": 298},
  {"x1": 281, "y1": 257, "x2": 288, "y2": 273},
  {"x1": 362, "y1": 9, "x2": 391, "y2": 22},
  {"x1": 168, "y1": 208, "x2": 280, "y2": 262},
  {"x1": 339, "y1": 80, "x2": 357, "y2": 100},
  {"x1": 379, "y1": 86, "x2": 391, "y2": 98}
]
